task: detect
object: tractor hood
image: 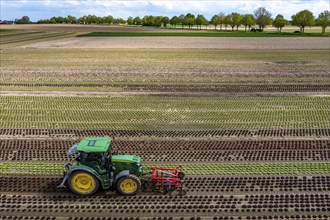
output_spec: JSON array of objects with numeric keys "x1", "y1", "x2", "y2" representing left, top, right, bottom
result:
[{"x1": 112, "y1": 155, "x2": 141, "y2": 164}]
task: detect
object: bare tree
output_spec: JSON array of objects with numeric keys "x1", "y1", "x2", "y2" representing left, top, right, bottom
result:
[{"x1": 254, "y1": 7, "x2": 272, "y2": 31}]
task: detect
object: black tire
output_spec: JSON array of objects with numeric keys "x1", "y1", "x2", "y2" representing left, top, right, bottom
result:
[
  {"x1": 68, "y1": 170, "x2": 100, "y2": 196},
  {"x1": 116, "y1": 174, "x2": 141, "y2": 196}
]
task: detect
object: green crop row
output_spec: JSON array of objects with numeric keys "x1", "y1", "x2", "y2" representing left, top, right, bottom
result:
[
  {"x1": 0, "y1": 96, "x2": 329, "y2": 130},
  {"x1": 0, "y1": 161, "x2": 329, "y2": 176}
]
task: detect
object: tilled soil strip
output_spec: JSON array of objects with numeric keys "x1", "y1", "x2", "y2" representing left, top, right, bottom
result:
[
  {"x1": 1, "y1": 175, "x2": 329, "y2": 196},
  {"x1": 1, "y1": 139, "x2": 329, "y2": 163},
  {"x1": 0, "y1": 32, "x2": 74, "y2": 44},
  {"x1": 0, "y1": 193, "x2": 329, "y2": 218}
]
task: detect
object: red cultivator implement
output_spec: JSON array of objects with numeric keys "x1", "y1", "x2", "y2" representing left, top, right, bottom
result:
[{"x1": 142, "y1": 166, "x2": 186, "y2": 196}]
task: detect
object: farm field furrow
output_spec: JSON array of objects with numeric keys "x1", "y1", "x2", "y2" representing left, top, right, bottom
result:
[
  {"x1": 1, "y1": 83, "x2": 330, "y2": 93},
  {"x1": 1, "y1": 175, "x2": 329, "y2": 195},
  {"x1": 0, "y1": 139, "x2": 329, "y2": 162},
  {"x1": 0, "y1": 31, "x2": 73, "y2": 44},
  {"x1": 1, "y1": 128, "x2": 329, "y2": 138},
  {"x1": 1, "y1": 193, "x2": 329, "y2": 219},
  {"x1": 16, "y1": 36, "x2": 330, "y2": 49}
]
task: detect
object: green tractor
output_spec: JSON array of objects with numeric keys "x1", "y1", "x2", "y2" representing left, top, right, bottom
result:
[
  {"x1": 58, "y1": 136, "x2": 186, "y2": 196},
  {"x1": 58, "y1": 136, "x2": 144, "y2": 196}
]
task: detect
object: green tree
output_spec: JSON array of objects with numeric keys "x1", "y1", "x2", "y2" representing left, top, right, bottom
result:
[
  {"x1": 195, "y1": 14, "x2": 208, "y2": 30},
  {"x1": 103, "y1": 15, "x2": 113, "y2": 24},
  {"x1": 224, "y1": 15, "x2": 231, "y2": 30},
  {"x1": 50, "y1": 17, "x2": 57, "y2": 24},
  {"x1": 153, "y1": 16, "x2": 163, "y2": 27},
  {"x1": 21, "y1": 16, "x2": 30, "y2": 24},
  {"x1": 179, "y1": 14, "x2": 185, "y2": 28},
  {"x1": 315, "y1": 10, "x2": 330, "y2": 34},
  {"x1": 227, "y1": 12, "x2": 241, "y2": 31},
  {"x1": 162, "y1": 16, "x2": 170, "y2": 28},
  {"x1": 133, "y1": 16, "x2": 142, "y2": 25},
  {"x1": 127, "y1": 16, "x2": 133, "y2": 26},
  {"x1": 184, "y1": 13, "x2": 195, "y2": 29},
  {"x1": 78, "y1": 16, "x2": 87, "y2": 24},
  {"x1": 241, "y1": 14, "x2": 255, "y2": 31},
  {"x1": 211, "y1": 15, "x2": 220, "y2": 30},
  {"x1": 67, "y1": 15, "x2": 77, "y2": 24},
  {"x1": 254, "y1": 7, "x2": 272, "y2": 31},
  {"x1": 37, "y1": 19, "x2": 50, "y2": 24},
  {"x1": 218, "y1": 12, "x2": 226, "y2": 31},
  {"x1": 291, "y1": 10, "x2": 314, "y2": 33},
  {"x1": 142, "y1": 15, "x2": 155, "y2": 26},
  {"x1": 272, "y1": 14, "x2": 288, "y2": 33},
  {"x1": 116, "y1": 18, "x2": 126, "y2": 25},
  {"x1": 170, "y1": 16, "x2": 180, "y2": 28},
  {"x1": 55, "y1": 16, "x2": 65, "y2": 23}
]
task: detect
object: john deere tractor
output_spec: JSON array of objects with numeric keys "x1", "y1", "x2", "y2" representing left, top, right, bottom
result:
[{"x1": 58, "y1": 136, "x2": 143, "y2": 196}]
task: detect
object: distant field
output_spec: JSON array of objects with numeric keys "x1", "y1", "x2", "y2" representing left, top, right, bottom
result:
[
  {"x1": 78, "y1": 31, "x2": 330, "y2": 37},
  {"x1": 14, "y1": 36, "x2": 330, "y2": 49},
  {"x1": 1, "y1": 49, "x2": 329, "y2": 84}
]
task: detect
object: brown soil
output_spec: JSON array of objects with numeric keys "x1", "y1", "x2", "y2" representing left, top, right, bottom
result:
[{"x1": 17, "y1": 36, "x2": 330, "y2": 49}]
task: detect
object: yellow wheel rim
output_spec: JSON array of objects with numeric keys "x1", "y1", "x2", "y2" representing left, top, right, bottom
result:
[
  {"x1": 120, "y1": 178, "x2": 138, "y2": 194},
  {"x1": 71, "y1": 173, "x2": 96, "y2": 194}
]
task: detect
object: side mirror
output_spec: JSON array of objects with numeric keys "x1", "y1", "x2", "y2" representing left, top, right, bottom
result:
[{"x1": 67, "y1": 144, "x2": 78, "y2": 156}]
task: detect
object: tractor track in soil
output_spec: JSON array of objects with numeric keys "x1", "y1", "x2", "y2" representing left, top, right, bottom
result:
[{"x1": 0, "y1": 139, "x2": 329, "y2": 162}]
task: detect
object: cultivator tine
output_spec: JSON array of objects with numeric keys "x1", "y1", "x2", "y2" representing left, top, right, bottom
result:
[{"x1": 57, "y1": 172, "x2": 69, "y2": 189}]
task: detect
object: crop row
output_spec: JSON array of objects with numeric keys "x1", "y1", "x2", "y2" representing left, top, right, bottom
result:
[
  {"x1": 1, "y1": 96, "x2": 329, "y2": 129},
  {"x1": 2, "y1": 96, "x2": 329, "y2": 110},
  {"x1": 1, "y1": 128, "x2": 329, "y2": 138},
  {"x1": 1, "y1": 83, "x2": 330, "y2": 93},
  {"x1": 0, "y1": 162, "x2": 329, "y2": 176}
]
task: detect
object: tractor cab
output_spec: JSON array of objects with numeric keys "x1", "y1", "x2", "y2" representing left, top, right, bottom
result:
[
  {"x1": 68, "y1": 137, "x2": 112, "y2": 175},
  {"x1": 58, "y1": 136, "x2": 143, "y2": 196}
]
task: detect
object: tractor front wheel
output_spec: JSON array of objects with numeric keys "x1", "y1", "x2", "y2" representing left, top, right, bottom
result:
[
  {"x1": 116, "y1": 174, "x2": 141, "y2": 196},
  {"x1": 68, "y1": 171, "x2": 100, "y2": 196}
]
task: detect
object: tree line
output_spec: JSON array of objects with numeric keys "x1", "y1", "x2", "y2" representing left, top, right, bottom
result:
[{"x1": 24, "y1": 8, "x2": 330, "y2": 33}]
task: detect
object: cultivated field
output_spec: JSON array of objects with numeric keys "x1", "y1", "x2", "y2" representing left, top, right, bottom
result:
[
  {"x1": 0, "y1": 25, "x2": 329, "y2": 219},
  {"x1": 16, "y1": 37, "x2": 330, "y2": 49}
]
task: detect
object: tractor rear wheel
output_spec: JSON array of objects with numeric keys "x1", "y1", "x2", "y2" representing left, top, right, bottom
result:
[
  {"x1": 116, "y1": 174, "x2": 141, "y2": 196},
  {"x1": 68, "y1": 171, "x2": 100, "y2": 196}
]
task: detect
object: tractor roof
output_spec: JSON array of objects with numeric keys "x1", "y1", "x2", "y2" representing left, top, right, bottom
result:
[{"x1": 77, "y1": 137, "x2": 111, "y2": 153}]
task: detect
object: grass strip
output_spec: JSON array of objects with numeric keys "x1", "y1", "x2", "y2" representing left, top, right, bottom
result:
[
  {"x1": 77, "y1": 32, "x2": 330, "y2": 37},
  {"x1": 0, "y1": 161, "x2": 329, "y2": 176}
]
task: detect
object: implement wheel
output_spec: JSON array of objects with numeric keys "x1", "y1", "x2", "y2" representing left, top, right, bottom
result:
[
  {"x1": 68, "y1": 171, "x2": 100, "y2": 196},
  {"x1": 116, "y1": 174, "x2": 141, "y2": 196}
]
